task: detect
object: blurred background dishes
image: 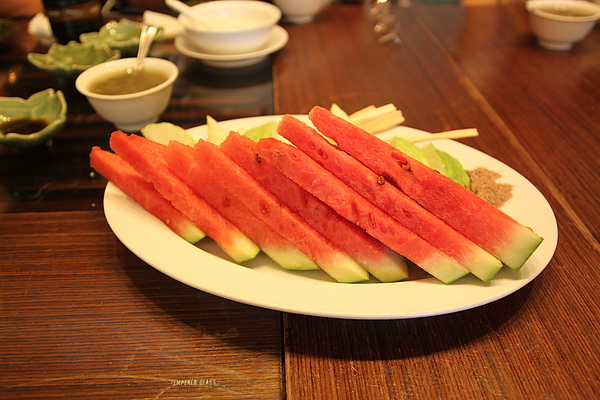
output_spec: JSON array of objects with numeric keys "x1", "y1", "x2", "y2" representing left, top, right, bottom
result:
[
  {"x1": 27, "y1": 41, "x2": 121, "y2": 79},
  {"x1": 80, "y1": 19, "x2": 163, "y2": 57},
  {"x1": 42, "y1": 0, "x2": 103, "y2": 44},
  {"x1": 178, "y1": 0, "x2": 281, "y2": 55},
  {"x1": 0, "y1": 89, "x2": 68, "y2": 148},
  {"x1": 75, "y1": 57, "x2": 178, "y2": 132},
  {"x1": 525, "y1": 0, "x2": 600, "y2": 51}
]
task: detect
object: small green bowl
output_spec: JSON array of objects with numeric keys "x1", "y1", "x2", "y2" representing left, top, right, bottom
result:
[
  {"x1": 27, "y1": 41, "x2": 121, "y2": 79},
  {"x1": 79, "y1": 19, "x2": 163, "y2": 57},
  {"x1": 0, "y1": 89, "x2": 68, "y2": 148}
]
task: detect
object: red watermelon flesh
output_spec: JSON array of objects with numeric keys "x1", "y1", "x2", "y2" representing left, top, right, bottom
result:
[
  {"x1": 256, "y1": 137, "x2": 471, "y2": 284},
  {"x1": 276, "y1": 115, "x2": 503, "y2": 282},
  {"x1": 108, "y1": 131, "x2": 260, "y2": 263},
  {"x1": 89, "y1": 146, "x2": 205, "y2": 244},
  {"x1": 220, "y1": 132, "x2": 408, "y2": 283},
  {"x1": 165, "y1": 141, "x2": 319, "y2": 271},
  {"x1": 309, "y1": 106, "x2": 543, "y2": 270},
  {"x1": 192, "y1": 138, "x2": 370, "y2": 283}
]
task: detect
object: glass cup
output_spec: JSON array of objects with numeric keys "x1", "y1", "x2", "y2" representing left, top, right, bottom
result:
[{"x1": 43, "y1": 0, "x2": 103, "y2": 44}]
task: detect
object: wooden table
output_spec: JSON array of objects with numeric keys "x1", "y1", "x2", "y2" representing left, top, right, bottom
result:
[{"x1": 1, "y1": 2, "x2": 598, "y2": 399}]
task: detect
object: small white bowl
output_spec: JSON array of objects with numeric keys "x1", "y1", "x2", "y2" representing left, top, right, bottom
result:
[
  {"x1": 75, "y1": 57, "x2": 178, "y2": 132},
  {"x1": 179, "y1": 0, "x2": 281, "y2": 55},
  {"x1": 273, "y1": 0, "x2": 326, "y2": 24},
  {"x1": 525, "y1": 0, "x2": 600, "y2": 51}
]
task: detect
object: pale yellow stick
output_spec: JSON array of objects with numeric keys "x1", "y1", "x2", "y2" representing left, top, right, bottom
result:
[
  {"x1": 348, "y1": 105, "x2": 377, "y2": 121},
  {"x1": 359, "y1": 111, "x2": 406, "y2": 134},
  {"x1": 350, "y1": 103, "x2": 397, "y2": 125},
  {"x1": 403, "y1": 128, "x2": 479, "y2": 143}
]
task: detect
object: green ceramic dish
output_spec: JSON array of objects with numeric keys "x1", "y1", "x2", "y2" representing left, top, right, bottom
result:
[
  {"x1": 79, "y1": 19, "x2": 163, "y2": 57},
  {"x1": 0, "y1": 89, "x2": 68, "y2": 148},
  {"x1": 27, "y1": 41, "x2": 121, "y2": 79}
]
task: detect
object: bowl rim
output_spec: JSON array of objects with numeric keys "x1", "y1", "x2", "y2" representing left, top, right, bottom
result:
[
  {"x1": 179, "y1": 0, "x2": 282, "y2": 34},
  {"x1": 75, "y1": 57, "x2": 179, "y2": 101},
  {"x1": 525, "y1": 0, "x2": 600, "y2": 22}
]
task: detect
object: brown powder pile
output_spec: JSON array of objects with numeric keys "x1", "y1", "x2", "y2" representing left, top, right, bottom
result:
[{"x1": 467, "y1": 167, "x2": 513, "y2": 208}]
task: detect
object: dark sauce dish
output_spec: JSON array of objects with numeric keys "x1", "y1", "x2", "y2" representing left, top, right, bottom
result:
[{"x1": 0, "y1": 89, "x2": 68, "y2": 148}]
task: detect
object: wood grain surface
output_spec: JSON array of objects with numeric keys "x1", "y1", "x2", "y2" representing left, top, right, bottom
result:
[
  {"x1": 0, "y1": 212, "x2": 283, "y2": 399},
  {"x1": 1, "y1": 2, "x2": 598, "y2": 399},
  {"x1": 274, "y1": 3, "x2": 599, "y2": 399}
]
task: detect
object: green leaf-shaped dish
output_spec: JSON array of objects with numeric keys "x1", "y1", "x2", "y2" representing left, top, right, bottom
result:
[
  {"x1": 0, "y1": 89, "x2": 68, "y2": 148},
  {"x1": 27, "y1": 41, "x2": 121, "y2": 79},
  {"x1": 79, "y1": 19, "x2": 163, "y2": 57}
]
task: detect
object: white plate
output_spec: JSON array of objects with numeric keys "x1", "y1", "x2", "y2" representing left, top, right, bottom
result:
[
  {"x1": 103, "y1": 115, "x2": 558, "y2": 320},
  {"x1": 174, "y1": 25, "x2": 289, "y2": 68}
]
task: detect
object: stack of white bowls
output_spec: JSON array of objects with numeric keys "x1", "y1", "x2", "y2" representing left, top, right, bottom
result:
[{"x1": 178, "y1": 1, "x2": 282, "y2": 55}]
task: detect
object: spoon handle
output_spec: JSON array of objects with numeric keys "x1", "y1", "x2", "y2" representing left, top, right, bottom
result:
[
  {"x1": 165, "y1": 0, "x2": 191, "y2": 15},
  {"x1": 134, "y1": 25, "x2": 158, "y2": 72},
  {"x1": 165, "y1": 0, "x2": 211, "y2": 29}
]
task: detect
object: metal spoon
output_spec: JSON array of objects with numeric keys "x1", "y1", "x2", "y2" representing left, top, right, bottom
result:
[
  {"x1": 130, "y1": 25, "x2": 158, "y2": 74},
  {"x1": 165, "y1": 0, "x2": 212, "y2": 29}
]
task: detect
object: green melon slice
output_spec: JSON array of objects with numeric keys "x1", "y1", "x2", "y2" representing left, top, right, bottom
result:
[
  {"x1": 309, "y1": 106, "x2": 543, "y2": 270},
  {"x1": 141, "y1": 122, "x2": 195, "y2": 146},
  {"x1": 256, "y1": 137, "x2": 471, "y2": 284},
  {"x1": 109, "y1": 131, "x2": 260, "y2": 263},
  {"x1": 276, "y1": 115, "x2": 503, "y2": 282},
  {"x1": 206, "y1": 115, "x2": 229, "y2": 145},
  {"x1": 220, "y1": 131, "x2": 408, "y2": 283},
  {"x1": 165, "y1": 141, "x2": 319, "y2": 271},
  {"x1": 192, "y1": 138, "x2": 370, "y2": 283},
  {"x1": 89, "y1": 147, "x2": 205, "y2": 244}
]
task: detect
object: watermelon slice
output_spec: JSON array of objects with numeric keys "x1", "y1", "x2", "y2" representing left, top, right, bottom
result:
[
  {"x1": 256, "y1": 137, "x2": 471, "y2": 284},
  {"x1": 165, "y1": 141, "x2": 319, "y2": 271},
  {"x1": 220, "y1": 131, "x2": 409, "y2": 283},
  {"x1": 276, "y1": 115, "x2": 503, "y2": 282},
  {"x1": 309, "y1": 106, "x2": 543, "y2": 270},
  {"x1": 108, "y1": 131, "x2": 260, "y2": 263},
  {"x1": 192, "y1": 138, "x2": 370, "y2": 283},
  {"x1": 89, "y1": 147, "x2": 205, "y2": 244}
]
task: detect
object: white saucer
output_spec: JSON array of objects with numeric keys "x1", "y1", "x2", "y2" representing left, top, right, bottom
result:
[{"x1": 175, "y1": 25, "x2": 289, "y2": 68}]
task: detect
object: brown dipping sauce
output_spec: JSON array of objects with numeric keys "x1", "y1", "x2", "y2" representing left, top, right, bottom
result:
[{"x1": 0, "y1": 118, "x2": 49, "y2": 135}]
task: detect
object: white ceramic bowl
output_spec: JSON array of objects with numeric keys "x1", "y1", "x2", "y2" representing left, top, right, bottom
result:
[
  {"x1": 525, "y1": 0, "x2": 600, "y2": 51},
  {"x1": 75, "y1": 58, "x2": 178, "y2": 132},
  {"x1": 273, "y1": 0, "x2": 326, "y2": 24},
  {"x1": 179, "y1": 0, "x2": 281, "y2": 55}
]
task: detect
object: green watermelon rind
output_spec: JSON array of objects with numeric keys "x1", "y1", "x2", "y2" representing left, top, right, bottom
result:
[
  {"x1": 165, "y1": 141, "x2": 319, "y2": 271},
  {"x1": 497, "y1": 227, "x2": 544, "y2": 271},
  {"x1": 256, "y1": 137, "x2": 471, "y2": 284},
  {"x1": 309, "y1": 106, "x2": 544, "y2": 271},
  {"x1": 275, "y1": 115, "x2": 503, "y2": 283},
  {"x1": 261, "y1": 247, "x2": 321, "y2": 271},
  {"x1": 192, "y1": 139, "x2": 370, "y2": 283},
  {"x1": 90, "y1": 147, "x2": 205, "y2": 244},
  {"x1": 109, "y1": 131, "x2": 260, "y2": 264},
  {"x1": 220, "y1": 131, "x2": 409, "y2": 283}
]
